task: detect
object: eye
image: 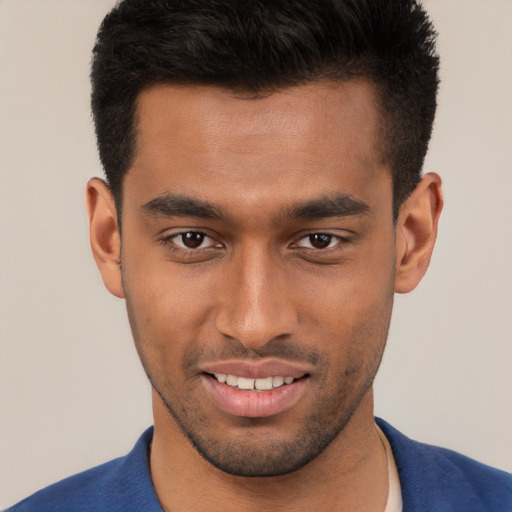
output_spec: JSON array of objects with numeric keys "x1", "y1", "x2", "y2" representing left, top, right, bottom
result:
[
  {"x1": 296, "y1": 233, "x2": 340, "y2": 249},
  {"x1": 169, "y1": 231, "x2": 218, "y2": 250}
]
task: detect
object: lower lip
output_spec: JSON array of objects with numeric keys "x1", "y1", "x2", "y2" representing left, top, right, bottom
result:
[{"x1": 203, "y1": 374, "x2": 309, "y2": 418}]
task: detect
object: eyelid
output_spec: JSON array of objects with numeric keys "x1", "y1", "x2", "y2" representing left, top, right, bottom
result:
[
  {"x1": 158, "y1": 228, "x2": 352, "y2": 253},
  {"x1": 297, "y1": 235, "x2": 338, "y2": 249},
  {"x1": 160, "y1": 229, "x2": 222, "y2": 250},
  {"x1": 292, "y1": 232, "x2": 352, "y2": 249}
]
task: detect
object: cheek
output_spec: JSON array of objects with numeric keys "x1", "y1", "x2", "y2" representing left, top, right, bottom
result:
[
  {"x1": 297, "y1": 251, "x2": 395, "y2": 325},
  {"x1": 295, "y1": 254, "x2": 395, "y2": 371},
  {"x1": 123, "y1": 240, "x2": 216, "y2": 330}
]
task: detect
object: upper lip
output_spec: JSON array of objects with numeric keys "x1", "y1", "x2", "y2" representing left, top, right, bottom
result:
[{"x1": 200, "y1": 359, "x2": 312, "y2": 379}]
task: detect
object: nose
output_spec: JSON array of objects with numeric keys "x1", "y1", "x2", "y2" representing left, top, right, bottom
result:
[{"x1": 214, "y1": 245, "x2": 298, "y2": 350}]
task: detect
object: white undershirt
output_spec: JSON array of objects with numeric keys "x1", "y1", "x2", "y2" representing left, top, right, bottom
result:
[{"x1": 377, "y1": 426, "x2": 403, "y2": 512}]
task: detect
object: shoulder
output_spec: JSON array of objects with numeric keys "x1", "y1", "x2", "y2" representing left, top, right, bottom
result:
[
  {"x1": 376, "y1": 418, "x2": 512, "y2": 512},
  {"x1": 6, "y1": 428, "x2": 162, "y2": 512}
]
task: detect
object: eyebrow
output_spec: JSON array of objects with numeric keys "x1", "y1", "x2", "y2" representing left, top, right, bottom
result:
[
  {"x1": 141, "y1": 194, "x2": 223, "y2": 220},
  {"x1": 287, "y1": 193, "x2": 370, "y2": 220},
  {"x1": 141, "y1": 192, "x2": 369, "y2": 222}
]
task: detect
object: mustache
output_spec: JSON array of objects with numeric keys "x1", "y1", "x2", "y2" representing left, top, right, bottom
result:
[{"x1": 185, "y1": 337, "x2": 323, "y2": 370}]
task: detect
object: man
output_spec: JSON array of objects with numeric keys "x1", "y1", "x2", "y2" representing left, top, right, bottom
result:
[{"x1": 7, "y1": 0, "x2": 511, "y2": 511}]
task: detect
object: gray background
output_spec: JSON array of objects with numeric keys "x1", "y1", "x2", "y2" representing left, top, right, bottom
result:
[{"x1": 1, "y1": 0, "x2": 511, "y2": 508}]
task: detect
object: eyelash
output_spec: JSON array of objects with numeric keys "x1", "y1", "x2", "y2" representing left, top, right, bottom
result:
[
  {"x1": 294, "y1": 233, "x2": 351, "y2": 250},
  {"x1": 160, "y1": 231, "x2": 219, "y2": 251},
  {"x1": 160, "y1": 230, "x2": 351, "y2": 254}
]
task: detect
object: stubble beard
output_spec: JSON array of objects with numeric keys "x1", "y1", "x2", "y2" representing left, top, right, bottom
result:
[
  {"x1": 151, "y1": 364, "x2": 380, "y2": 477},
  {"x1": 135, "y1": 326, "x2": 389, "y2": 477},
  {"x1": 124, "y1": 276, "x2": 393, "y2": 477}
]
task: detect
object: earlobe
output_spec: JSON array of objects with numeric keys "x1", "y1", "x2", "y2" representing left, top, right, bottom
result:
[
  {"x1": 394, "y1": 172, "x2": 443, "y2": 294},
  {"x1": 86, "y1": 178, "x2": 125, "y2": 299}
]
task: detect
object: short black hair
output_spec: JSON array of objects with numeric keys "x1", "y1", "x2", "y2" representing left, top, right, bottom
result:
[{"x1": 91, "y1": 0, "x2": 439, "y2": 219}]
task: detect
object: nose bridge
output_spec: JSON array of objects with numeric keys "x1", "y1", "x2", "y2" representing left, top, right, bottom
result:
[{"x1": 215, "y1": 241, "x2": 297, "y2": 349}]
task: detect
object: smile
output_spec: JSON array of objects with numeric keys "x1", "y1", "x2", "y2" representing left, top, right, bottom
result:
[
  {"x1": 213, "y1": 373, "x2": 296, "y2": 390},
  {"x1": 203, "y1": 372, "x2": 309, "y2": 418}
]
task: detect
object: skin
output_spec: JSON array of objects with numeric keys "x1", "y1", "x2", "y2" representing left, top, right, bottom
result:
[{"x1": 87, "y1": 80, "x2": 442, "y2": 511}]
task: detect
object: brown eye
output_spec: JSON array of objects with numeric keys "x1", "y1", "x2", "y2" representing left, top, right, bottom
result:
[
  {"x1": 295, "y1": 233, "x2": 349, "y2": 250},
  {"x1": 308, "y1": 233, "x2": 333, "y2": 249},
  {"x1": 162, "y1": 230, "x2": 222, "y2": 259},
  {"x1": 180, "y1": 232, "x2": 206, "y2": 248},
  {"x1": 168, "y1": 231, "x2": 216, "y2": 250}
]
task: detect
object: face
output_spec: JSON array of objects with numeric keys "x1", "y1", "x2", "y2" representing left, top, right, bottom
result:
[{"x1": 119, "y1": 81, "x2": 397, "y2": 476}]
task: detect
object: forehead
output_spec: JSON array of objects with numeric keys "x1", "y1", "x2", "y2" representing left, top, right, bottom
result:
[{"x1": 125, "y1": 80, "x2": 390, "y2": 217}]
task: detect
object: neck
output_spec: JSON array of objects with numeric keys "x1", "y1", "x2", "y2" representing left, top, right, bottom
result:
[{"x1": 150, "y1": 389, "x2": 388, "y2": 512}]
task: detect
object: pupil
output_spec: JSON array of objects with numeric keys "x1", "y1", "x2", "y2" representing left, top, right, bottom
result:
[
  {"x1": 183, "y1": 232, "x2": 204, "y2": 248},
  {"x1": 310, "y1": 233, "x2": 332, "y2": 249}
]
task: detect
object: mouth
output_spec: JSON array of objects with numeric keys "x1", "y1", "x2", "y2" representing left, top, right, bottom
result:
[
  {"x1": 201, "y1": 368, "x2": 310, "y2": 418},
  {"x1": 211, "y1": 373, "x2": 302, "y2": 391}
]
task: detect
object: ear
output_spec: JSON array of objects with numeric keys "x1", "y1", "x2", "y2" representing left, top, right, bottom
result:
[
  {"x1": 394, "y1": 172, "x2": 443, "y2": 293},
  {"x1": 86, "y1": 178, "x2": 125, "y2": 299}
]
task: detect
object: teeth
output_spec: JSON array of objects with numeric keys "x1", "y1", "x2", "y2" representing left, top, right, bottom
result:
[
  {"x1": 255, "y1": 377, "x2": 273, "y2": 390},
  {"x1": 226, "y1": 374, "x2": 238, "y2": 386},
  {"x1": 272, "y1": 376, "x2": 284, "y2": 387},
  {"x1": 237, "y1": 377, "x2": 255, "y2": 390},
  {"x1": 213, "y1": 373, "x2": 296, "y2": 390}
]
